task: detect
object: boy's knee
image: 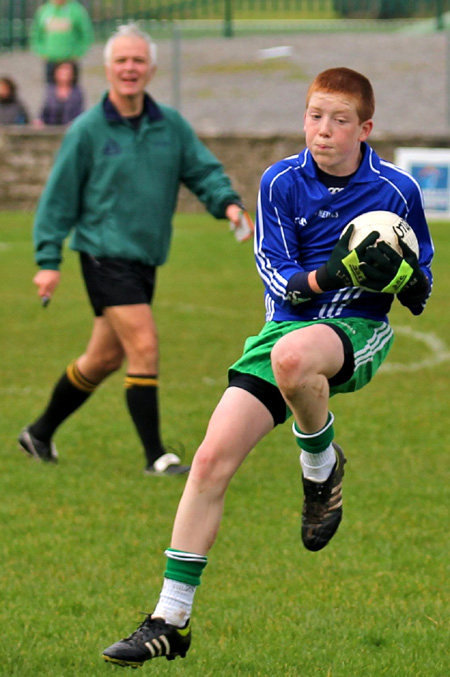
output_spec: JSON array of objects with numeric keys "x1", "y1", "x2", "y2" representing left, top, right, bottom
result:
[
  {"x1": 271, "y1": 338, "x2": 319, "y2": 401},
  {"x1": 272, "y1": 341, "x2": 304, "y2": 383},
  {"x1": 191, "y1": 444, "x2": 231, "y2": 488}
]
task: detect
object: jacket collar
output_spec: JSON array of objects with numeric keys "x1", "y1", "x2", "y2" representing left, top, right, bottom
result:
[{"x1": 102, "y1": 92, "x2": 164, "y2": 123}]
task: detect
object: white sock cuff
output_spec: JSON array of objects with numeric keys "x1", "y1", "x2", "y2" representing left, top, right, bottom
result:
[
  {"x1": 164, "y1": 548, "x2": 207, "y2": 564},
  {"x1": 161, "y1": 577, "x2": 196, "y2": 594}
]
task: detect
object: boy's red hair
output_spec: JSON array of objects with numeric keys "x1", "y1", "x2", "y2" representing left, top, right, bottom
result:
[{"x1": 306, "y1": 67, "x2": 375, "y2": 123}]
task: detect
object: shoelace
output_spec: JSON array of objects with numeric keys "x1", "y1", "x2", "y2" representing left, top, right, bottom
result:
[
  {"x1": 125, "y1": 613, "x2": 163, "y2": 641},
  {"x1": 303, "y1": 479, "x2": 334, "y2": 520}
]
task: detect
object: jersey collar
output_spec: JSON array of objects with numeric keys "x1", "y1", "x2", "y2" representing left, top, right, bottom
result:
[{"x1": 301, "y1": 142, "x2": 381, "y2": 184}]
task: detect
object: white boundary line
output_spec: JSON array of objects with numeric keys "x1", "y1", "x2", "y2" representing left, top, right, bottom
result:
[{"x1": 380, "y1": 326, "x2": 450, "y2": 373}]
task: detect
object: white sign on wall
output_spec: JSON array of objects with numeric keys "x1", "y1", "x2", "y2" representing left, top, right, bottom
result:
[{"x1": 395, "y1": 147, "x2": 450, "y2": 220}]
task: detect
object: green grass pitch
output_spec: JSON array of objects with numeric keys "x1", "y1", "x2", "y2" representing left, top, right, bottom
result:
[{"x1": 0, "y1": 212, "x2": 448, "y2": 676}]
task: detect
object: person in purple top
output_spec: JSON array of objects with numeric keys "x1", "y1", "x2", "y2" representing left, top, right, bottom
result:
[{"x1": 37, "y1": 61, "x2": 84, "y2": 126}]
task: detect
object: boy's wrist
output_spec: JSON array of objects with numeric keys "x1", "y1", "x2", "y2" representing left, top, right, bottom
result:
[{"x1": 308, "y1": 270, "x2": 322, "y2": 293}]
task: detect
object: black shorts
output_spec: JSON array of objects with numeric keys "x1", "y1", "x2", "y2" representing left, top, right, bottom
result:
[{"x1": 80, "y1": 253, "x2": 157, "y2": 317}]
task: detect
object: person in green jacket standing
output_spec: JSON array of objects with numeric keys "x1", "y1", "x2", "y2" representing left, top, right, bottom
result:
[
  {"x1": 18, "y1": 22, "x2": 248, "y2": 475},
  {"x1": 30, "y1": 0, "x2": 94, "y2": 84}
]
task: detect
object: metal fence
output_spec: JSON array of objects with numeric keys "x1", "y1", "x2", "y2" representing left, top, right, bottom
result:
[{"x1": 1, "y1": 0, "x2": 448, "y2": 50}]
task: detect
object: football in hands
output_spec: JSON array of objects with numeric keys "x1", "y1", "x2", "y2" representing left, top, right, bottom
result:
[{"x1": 342, "y1": 210, "x2": 419, "y2": 257}]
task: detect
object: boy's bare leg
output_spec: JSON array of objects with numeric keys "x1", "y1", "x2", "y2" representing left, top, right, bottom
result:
[
  {"x1": 102, "y1": 386, "x2": 275, "y2": 666},
  {"x1": 171, "y1": 386, "x2": 275, "y2": 555}
]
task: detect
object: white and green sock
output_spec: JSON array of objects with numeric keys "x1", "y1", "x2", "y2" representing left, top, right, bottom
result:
[
  {"x1": 153, "y1": 549, "x2": 207, "y2": 627},
  {"x1": 293, "y1": 412, "x2": 336, "y2": 483}
]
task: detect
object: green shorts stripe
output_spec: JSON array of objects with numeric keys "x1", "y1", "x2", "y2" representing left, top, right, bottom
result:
[
  {"x1": 229, "y1": 318, "x2": 394, "y2": 422},
  {"x1": 352, "y1": 321, "x2": 393, "y2": 370}
]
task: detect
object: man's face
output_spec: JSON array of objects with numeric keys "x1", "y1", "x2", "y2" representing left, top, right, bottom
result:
[
  {"x1": 105, "y1": 35, "x2": 154, "y2": 101},
  {"x1": 303, "y1": 91, "x2": 373, "y2": 176}
]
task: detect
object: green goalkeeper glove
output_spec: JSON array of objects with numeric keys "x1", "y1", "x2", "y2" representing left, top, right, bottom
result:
[
  {"x1": 359, "y1": 240, "x2": 429, "y2": 298},
  {"x1": 396, "y1": 240, "x2": 430, "y2": 308},
  {"x1": 315, "y1": 224, "x2": 379, "y2": 292}
]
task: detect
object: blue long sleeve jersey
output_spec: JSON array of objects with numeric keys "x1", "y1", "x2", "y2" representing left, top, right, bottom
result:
[{"x1": 255, "y1": 142, "x2": 434, "y2": 323}]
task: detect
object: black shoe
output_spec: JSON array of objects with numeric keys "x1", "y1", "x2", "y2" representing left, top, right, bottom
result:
[
  {"x1": 144, "y1": 451, "x2": 190, "y2": 476},
  {"x1": 18, "y1": 427, "x2": 58, "y2": 463},
  {"x1": 102, "y1": 615, "x2": 191, "y2": 667},
  {"x1": 301, "y1": 442, "x2": 346, "y2": 552}
]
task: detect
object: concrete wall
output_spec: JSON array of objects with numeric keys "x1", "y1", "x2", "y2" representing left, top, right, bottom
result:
[{"x1": 0, "y1": 127, "x2": 448, "y2": 212}]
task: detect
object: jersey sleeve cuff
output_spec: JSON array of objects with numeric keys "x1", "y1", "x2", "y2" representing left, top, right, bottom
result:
[{"x1": 286, "y1": 271, "x2": 317, "y2": 305}]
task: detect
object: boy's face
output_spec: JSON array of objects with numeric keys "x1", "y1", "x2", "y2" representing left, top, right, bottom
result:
[{"x1": 303, "y1": 91, "x2": 373, "y2": 176}]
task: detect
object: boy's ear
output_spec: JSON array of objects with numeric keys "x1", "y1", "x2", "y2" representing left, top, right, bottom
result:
[{"x1": 359, "y1": 119, "x2": 373, "y2": 142}]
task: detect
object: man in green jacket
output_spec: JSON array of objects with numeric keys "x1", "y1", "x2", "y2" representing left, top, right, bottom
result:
[
  {"x1": 18, "y1": 22, "x2": 247, "y2": 475},
  {"x1": 30, "y1": 0, "x2": 94, "y2": 83}
]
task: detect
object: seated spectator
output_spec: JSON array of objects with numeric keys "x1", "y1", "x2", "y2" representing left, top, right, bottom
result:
[
  {"x1": 37, "y1": 61, "x2": 84, "y2": 126},
  {"x1": 0, "y1": 77, "x2": 30, "y2": 125}
]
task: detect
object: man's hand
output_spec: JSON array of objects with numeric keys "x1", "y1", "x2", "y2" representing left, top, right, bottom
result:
[
  {"x1": 33, "y1": 269, "x2": 61, "y2": 306},
  {"x1": 315, "y1": 224, "x2": 379, "y2": 292},
  {"x1": 226, "y1": 204, "x2": 254, "y2": 242},
  {"x1": 359, "y1": 240, "x2": 427, "y2": 296},
  {"x1": 225, "y1": 203, "x2": 243, "y2": 223}
]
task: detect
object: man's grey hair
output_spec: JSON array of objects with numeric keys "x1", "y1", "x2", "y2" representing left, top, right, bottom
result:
[{"x1": 103, "y1": 23, "x2": 157, "y2": 66}]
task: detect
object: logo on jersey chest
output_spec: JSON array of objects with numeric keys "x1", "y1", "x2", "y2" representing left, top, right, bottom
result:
[
  {"x1": 316, "y1": 209, "x2": 339, "y2": 219},
  {"x1": 295, "y1": 208, "x2": 340, "y2": 227}
]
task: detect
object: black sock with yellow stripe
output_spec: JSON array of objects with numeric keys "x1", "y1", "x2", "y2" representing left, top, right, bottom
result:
[
  {"x1": 125, "y1": 374, "x2": 164, "y2": 465},
  {"x1": 29, "y1": 361, "x2": 98, "y2": 442}
]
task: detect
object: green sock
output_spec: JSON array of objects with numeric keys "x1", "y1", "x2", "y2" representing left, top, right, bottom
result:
[
  {"x1": 292, "y1": 412, "x2": 335, "y2": 452},
  {"x1": 164, "y1": 548, "x2": 208, "y2": 587}
]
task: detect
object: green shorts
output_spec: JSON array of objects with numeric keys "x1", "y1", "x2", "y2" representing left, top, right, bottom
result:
[{"x1": 228, "y1": 318, "x2": 394, "y2": 424}]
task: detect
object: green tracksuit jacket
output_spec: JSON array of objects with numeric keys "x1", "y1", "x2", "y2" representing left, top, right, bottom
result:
[
  {"x1": 30, "y1": 0, "x2": 94, "y2": 62},
  {"x1": 33, "y1": 94, "x2": 242, "y2": 270}
]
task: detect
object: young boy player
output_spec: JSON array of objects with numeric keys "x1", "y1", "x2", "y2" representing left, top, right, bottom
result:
[{"x1": 102, "y1": 67, "x2": 433, "y2": 667}]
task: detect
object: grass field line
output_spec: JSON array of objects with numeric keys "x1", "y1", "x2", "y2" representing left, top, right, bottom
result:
[
  {"x1": 380, "y1": 325, "x2": 450, "y2": 373},
  {"x1": 157, "y1": 298, "x2": 249, "y2": 317},
  {"x1": 2, "y1": 325, "x2": 448, "y2": 397}
]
